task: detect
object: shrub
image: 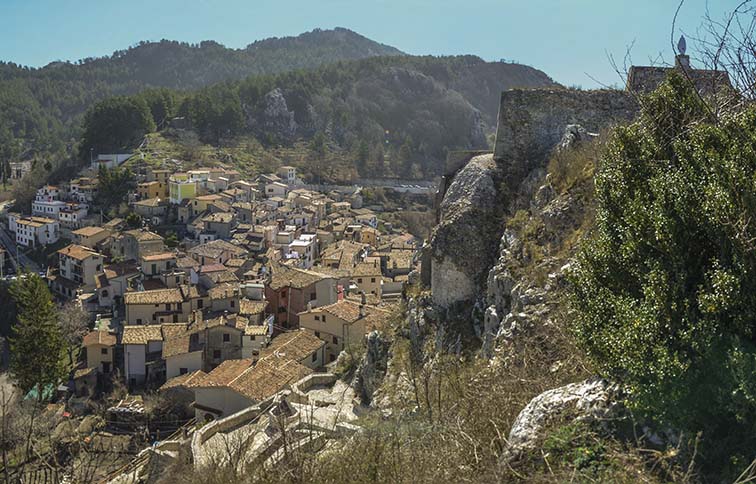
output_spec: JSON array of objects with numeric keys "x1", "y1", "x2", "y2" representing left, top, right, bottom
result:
[{"x1": 570, "y1": 72, "x2": 756, "y2": 472}]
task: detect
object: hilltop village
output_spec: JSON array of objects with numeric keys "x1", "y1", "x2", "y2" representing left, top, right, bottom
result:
[{"x1": 1, "y1": 156, "x2": 420, "y2": 422}]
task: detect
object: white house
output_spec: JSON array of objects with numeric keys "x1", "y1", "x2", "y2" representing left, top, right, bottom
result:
[
  {"x1": 264, "y1": 181, "x2": 288, "y2": 199},
  {"x1": 163, "y1": 334, "x2": 204, "y2": 380},
  {"x1": 92, "y1": 154, "x2": 132, "y2": 170},
  {"x1": 276, "y1": 166, "x2": 297, "y2": 185},
  {"x1": 12, "y1": 216, "x2": 59, "y2": 248},
  {"x1": 122, "y1": 325, "x2": 163, "y2": 387},
  {"x1": 288, "y1": 234, "x2": 318, "y2": 269},
  {"x1": 58, "y1": 203, "x2": 89, "y2": 229},
  {"x1": 31, "y1": 199, "x2": 65, "y2": 219}
]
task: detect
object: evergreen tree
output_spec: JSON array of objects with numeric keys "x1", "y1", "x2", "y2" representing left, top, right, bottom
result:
[{"x1": 9, "y1": 273, "x2": 66, "y2": 397}]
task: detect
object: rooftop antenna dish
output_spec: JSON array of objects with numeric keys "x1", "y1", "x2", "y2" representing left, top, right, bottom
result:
[{"x1": 677, "y1": 35, "x2": 687, "y2": 56}]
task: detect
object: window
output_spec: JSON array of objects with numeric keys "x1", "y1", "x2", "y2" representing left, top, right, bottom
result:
[
  {"x1": 165, "y1": 304, "x2": 171, "y2": 311},
  {"x1": 371, "y1": 278, "x2": 376, "y2": 283},
  {"x1": 280, "y1": 290, "x2": 287, "y2": 298},
  {"x1": 213, "y1": 350, "x2": 221, "y2": 359},
  {"x1": 312, "y1": 353, "x2": 317, "y2": 363},
  {"x1": 180, "y1": 368, "x2": 188, "y2": 375},
  {"x1": 101, "y1": 348, "x2": 108, "y2": 355},
  {"x1": 101, "y1": 290, "x2": 109, "y2": 298},
  {"x1": 223, "y1": 333, "x2": 230, "y2": 342},
  {"x1": 230, "y1": 300, "x2": 235, "y2": 308},
  {"x1": 197, "y1": 299, "x2": 203, "y2": 309},
  {"x1": 357, "y1": 278, "x2": 363, "y2": 284},
  {"x1": 309, "y1": 292, "x2": 316, "y2": 301},
  {"x1": 314, "y1": 315, "x2": 320, "y2": 321},
  {"x1": 333, "y1": 336, "x2": 338, "y2": 344},
  {"x1": 151, "y1": 264, "x2": 157, "y2": 275},
  {"x1": 314, "y1": 331, "x2": 320, "y2": 338},
  {"x1": 136, "y1": 319, "x2": 142, "y2": 325},
  {"x1": 250, "y1": 335, "x2": 256, "y2": 341},
  {"x1": 322, "y1": 315, "x2": 326, "y2": 322}
]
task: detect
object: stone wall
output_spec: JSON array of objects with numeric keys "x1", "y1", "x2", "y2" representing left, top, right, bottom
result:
[{"x1": 493, "y1": 88, "x2": 638, "y2": 172}]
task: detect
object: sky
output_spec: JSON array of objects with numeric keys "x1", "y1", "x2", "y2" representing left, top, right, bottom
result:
[{"x1": 0, "y1": 0, "x2": 747, "y2": 88}]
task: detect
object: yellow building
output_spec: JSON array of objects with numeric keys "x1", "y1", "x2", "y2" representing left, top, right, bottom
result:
[
  {"x1": 169, "y1": 178, "x2": 197, "y2": 204},
  {"x1": 137, "y1": 181, "x2": 167, "y2": 199},
  {"x1": 191, "y1": 194, "x2": 224, "y2": 216},
  {"x1": 351, "y1": 258, "x2": 383, "y2": 299}
]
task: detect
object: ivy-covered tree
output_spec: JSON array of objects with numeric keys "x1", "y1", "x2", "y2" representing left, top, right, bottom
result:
[
  {"x1": 570, "y1": 73, "x2": 756, "y2": 470},
  {"x1": 9, "y1": 273, "x2": 66, "y2": 396}
]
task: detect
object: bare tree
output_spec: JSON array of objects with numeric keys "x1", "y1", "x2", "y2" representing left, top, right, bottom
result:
[{"x1": 58, "y1": 302, "x2": 91, "y2": 367}]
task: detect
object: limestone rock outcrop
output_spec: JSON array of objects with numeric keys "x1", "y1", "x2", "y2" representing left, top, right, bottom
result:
[
  {"x1": 503, "y1": 377, "x2": 622, "y2": 461},
  {"x1": 429, "y1": 153, "x2": 502, "y2": 308},
  {"x1": 249, "y1": 88, "x2": 298, "y2": 141},
  {"x1": 352, "y1": 330, "x2": 391, "y2": 403}
]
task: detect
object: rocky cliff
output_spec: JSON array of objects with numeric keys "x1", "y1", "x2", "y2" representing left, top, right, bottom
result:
[{"x1": 427, "y1": 87, "x2": 638, "y2": 314}]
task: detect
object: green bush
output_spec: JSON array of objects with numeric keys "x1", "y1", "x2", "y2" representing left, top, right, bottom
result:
[{"x1": 570, "y1": 72, "x2": 756, "y2": 471}]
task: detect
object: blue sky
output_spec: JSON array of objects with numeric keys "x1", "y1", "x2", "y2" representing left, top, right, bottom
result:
[{"x1": 0, "y1": 0, "x2": 746, "y2": 87}]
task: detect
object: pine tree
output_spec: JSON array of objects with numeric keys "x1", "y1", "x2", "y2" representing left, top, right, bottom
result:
[{"x1": 9, "y1": 273, "x2": 66, "y2": 397}]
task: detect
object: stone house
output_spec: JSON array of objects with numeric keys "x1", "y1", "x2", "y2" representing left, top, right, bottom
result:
[
  {"x1": 188, "y1": 239, "x2": 246, "y2": 266},
  {"x1": 189, "y1": 330, "x2": 323, "y2": 420},
  {"x1": 112, "y1": 229, "x2": 165, "y2": 262},
  {"x1": 298, "y1": 300, "x2": 388, "y2": 362},
  {"x1": 201, "y1": 212, "x2": 236, "y2": 239},
  {"x1": 82, "y1": 330, "x2": 117, "y2": 374},
  {"x1": 72, "y1": 226, "x2": 110, "y2": 249}
]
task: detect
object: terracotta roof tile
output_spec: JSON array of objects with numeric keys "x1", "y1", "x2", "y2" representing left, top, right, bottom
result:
[
  {"x1": 121, "y1": 325, "x2": 162, "y2": 345},
  {"x1": 57, "y1": 244, "x2": 101, "y2": 261},
  {"x1": 261, "y1": 330, "x2": 324, "y2": 363},
  {"x1": 82, "y1": 330, "x2": 116, "y2": 347},
  {"x1": 160, "y1": 370, "x2": 207, "y2": 391},
  {"x1": 124, "y1": 288, "x2": 183, "y2": 305}
]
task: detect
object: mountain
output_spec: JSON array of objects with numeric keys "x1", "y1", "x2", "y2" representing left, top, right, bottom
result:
[
  {"x1": 0, "y1": 28, "x2": 557, "y2": 187},
  {"x1": 18, "y1": 27, "x2": 405, "y2": 90},
  {"x1": 79, "y1": 55, "x2": 558, "y2": 182},
  {"x1": 0, "y1": 28, "x2": 404, "y2": 163}
]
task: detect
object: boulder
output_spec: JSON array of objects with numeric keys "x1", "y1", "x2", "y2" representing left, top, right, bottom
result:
[{"x1": 502, "y1": 377, "x2": 621, "y2": 462}]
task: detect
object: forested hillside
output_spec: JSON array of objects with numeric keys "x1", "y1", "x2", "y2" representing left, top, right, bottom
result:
[
  {"x1": 80, "y1": 56, "x2": 557, "y2": 181},
  {"x1": 0, "y1": 28, "x2": 403, "y2": 167}
]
